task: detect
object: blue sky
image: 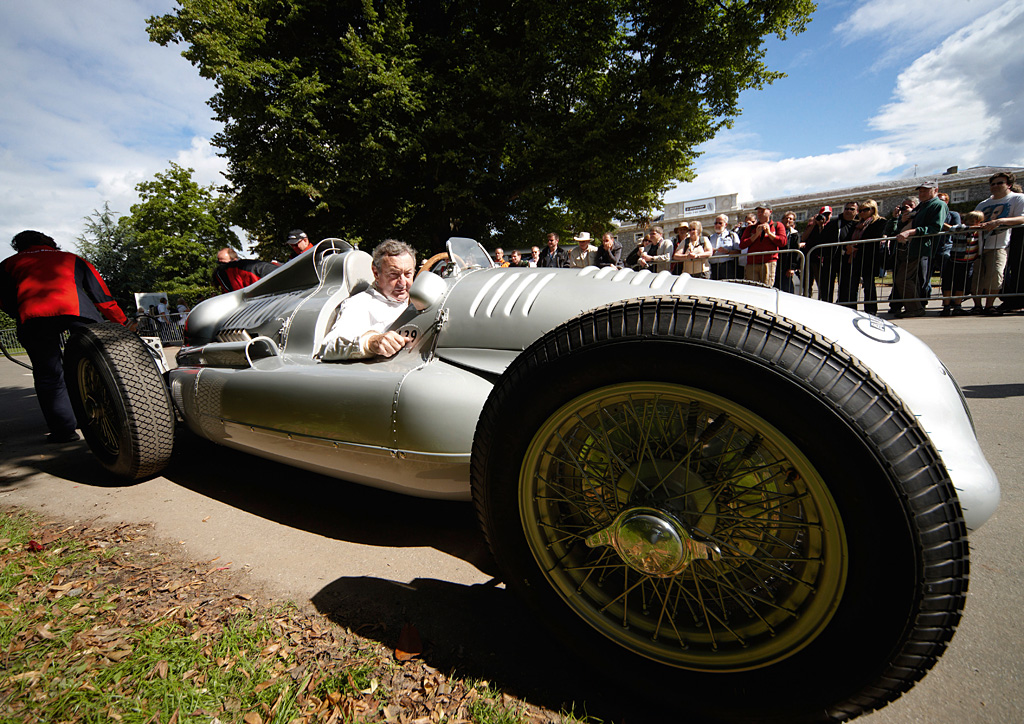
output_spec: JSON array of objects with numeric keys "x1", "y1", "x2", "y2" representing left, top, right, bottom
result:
[
  {"x1": 2, "y1": 0, "x2": 1023, "y2": 263},
  {"x1": 666, "y1": 0, "x2": 1024, "y2": 204}
]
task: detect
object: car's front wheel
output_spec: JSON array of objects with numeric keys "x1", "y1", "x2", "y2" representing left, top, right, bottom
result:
[
  {"x1": 472, "y1": 298, "x2": 968, "y2": 723},
  {"x1": 65, "y1": 323, "x2": 175, "y2": 480}
]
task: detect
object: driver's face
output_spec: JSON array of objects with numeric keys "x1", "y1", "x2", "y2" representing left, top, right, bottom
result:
[{"x1": 374, "y1": 253, "x2": 416, "y2": 303}]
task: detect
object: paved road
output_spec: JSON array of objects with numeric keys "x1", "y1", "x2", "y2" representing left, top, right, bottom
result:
[{"x1": 1, "y1": 316, "x2": 1021, "y2": 722}]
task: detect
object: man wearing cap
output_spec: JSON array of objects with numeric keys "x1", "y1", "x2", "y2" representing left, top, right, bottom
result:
[
  {"x1": 815, "y1": 201, "x2": 860, "y2": 304},
  {"x1": 287, "y1": 229, "x2": 312, "y2": 256},
  {"x1": 739, "y1": 204, "x2": 787, "y2": 285},
  {"x1": 801, "y1": 206, "x2": 834, "y2": 300},
  {"x1": 569, "y1": 232, "x2": 598, "y2": 268},
  {"x1": 891, "y1": 181, "x2": 948, "y2": 317}
]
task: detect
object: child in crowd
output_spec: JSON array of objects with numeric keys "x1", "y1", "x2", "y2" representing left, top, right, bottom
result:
[{"x1": 946, "y1": 211, "x2": 983, "y2": 316}]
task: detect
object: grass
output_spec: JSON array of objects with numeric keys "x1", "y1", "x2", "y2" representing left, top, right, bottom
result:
[{"x1": 0, "y1": 510, "x2": 591, "y2": 723}]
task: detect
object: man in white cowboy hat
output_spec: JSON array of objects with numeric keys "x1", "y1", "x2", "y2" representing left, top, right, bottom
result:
[{"x1": 569, "y1": 231, "x2": 598, "y2": 268}]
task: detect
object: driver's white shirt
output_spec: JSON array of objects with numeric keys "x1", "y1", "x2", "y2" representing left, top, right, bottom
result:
[{"x1": 320, "y1": 286, "x2": 408, "y2": 360}]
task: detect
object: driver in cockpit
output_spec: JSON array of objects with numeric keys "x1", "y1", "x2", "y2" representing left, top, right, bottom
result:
[{"x1": 321, "y1": 240, "x2": 415, "y2": 360}]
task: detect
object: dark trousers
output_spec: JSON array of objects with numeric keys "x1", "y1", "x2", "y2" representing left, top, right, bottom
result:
[
  {"x1": 892, "y1": 253, "x2": 929, "y2": 314},
  {"x1": 17, "y1": 317, "x2": 87, "y2": 435},
  {"x1": 711, "y1": 259, "x2": 739, "y2": 280},
  {"x1": 1001, "y1": 229, "x2": 1024, "y2": 308},
  {"x1": 838, "y1": 260, "x2": 878, "y2": 314}
]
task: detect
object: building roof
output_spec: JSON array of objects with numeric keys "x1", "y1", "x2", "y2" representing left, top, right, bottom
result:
[{"x1": 750, "y1": 166, "x2": 1024, "y2": 210}]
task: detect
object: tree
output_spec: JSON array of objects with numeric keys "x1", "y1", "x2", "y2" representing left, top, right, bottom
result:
[
  {"x1": 77, "y1": 202, "x2": 153, "y2": 305},
  {"x1": 127, "y1": 162, "x2": 240, "y2": 295},
  {"x1": 149, "y1": 0, "x2": 815, "y2": 255}
]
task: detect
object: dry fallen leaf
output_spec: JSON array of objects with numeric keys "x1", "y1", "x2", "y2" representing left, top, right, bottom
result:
[{"x1": 395, "y1": 623, "x2": 422, "y2": 662}]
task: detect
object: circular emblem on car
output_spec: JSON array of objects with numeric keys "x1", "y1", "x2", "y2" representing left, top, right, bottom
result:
[{"x1": 851, "y1": 312, "x2": 900, "y2": 344}]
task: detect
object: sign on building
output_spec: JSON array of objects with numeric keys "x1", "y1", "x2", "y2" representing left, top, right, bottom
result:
[{"x1": 683, "y1": 198, "x2": 716, "y2": 217}]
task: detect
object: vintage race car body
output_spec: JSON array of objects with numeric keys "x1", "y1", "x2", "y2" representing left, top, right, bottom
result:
[
  {"x1": 170, "y1": 238, "x2": 997, "y2": 529},
  {"x1": 68, "y1": 236, "x2": 998, "y2": 723}
]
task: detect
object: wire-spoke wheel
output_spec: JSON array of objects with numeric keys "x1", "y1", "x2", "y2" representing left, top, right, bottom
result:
[
  {"x1": 65, "y1": 323, "x2": 175, "y2": 480},
  {"x1": 76, "y1": 356, "x2": 122, "y2": 458},
  {"x1": 472, "y1": 298, "x2": 969, "y2": 723},
  {"x1": 521, "y1": 382, "x2": 846, "y2": 672}
]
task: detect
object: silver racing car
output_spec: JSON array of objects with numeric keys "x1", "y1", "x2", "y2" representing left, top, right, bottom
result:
[{"x1": 65, "y1": 237, "x2": 999, "y2": 723}]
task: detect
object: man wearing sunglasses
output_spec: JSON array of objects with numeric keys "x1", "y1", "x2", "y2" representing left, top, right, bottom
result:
[{"x1": 974, "y1": 172, "x2": 1024, "y2": 315}]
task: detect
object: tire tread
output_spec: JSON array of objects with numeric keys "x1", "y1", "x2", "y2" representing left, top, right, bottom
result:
[{"x1": 471, "y1": 296, "x2": 968, "y2": 723}]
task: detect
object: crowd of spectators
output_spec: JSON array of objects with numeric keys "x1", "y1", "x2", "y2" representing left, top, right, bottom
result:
[{"x1": 497, "y1": 172, "x2": 1024, "y2": 318}]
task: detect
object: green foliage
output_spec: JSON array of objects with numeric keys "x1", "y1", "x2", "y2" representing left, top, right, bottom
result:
[
  {"x1": 76, "y1": 202, "x2": 153, "y2": 307},
  {"x1": 75, "y1": 167, "x2": 240, "y2": 310},
  {"x1": 127, "y1": 162, "x2": 241, "y2": 290},
  {"x1": 0, "y1": 309, "x2": 15, "y2": 328},
  {"x1": 148, "y1": 0, "x2": 816, "y2": 255}
]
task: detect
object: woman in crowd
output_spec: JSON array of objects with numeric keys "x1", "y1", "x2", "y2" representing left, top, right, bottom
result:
[
  {"x1": 672, "y1": 221, "x2": 713, "y2": 278},
  {"x1": 837, "y1": 199, "x2": 887, "y2": 314}
]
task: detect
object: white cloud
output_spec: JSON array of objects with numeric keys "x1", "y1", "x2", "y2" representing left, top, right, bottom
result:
[
  {"x1": 0, "y1": 1, "x2": 225, "y2": 259},
  {"x1": 667, "y1": 0, "x2": 1024, "y2": 207},
  {"x1": 834, "y1": 0, "x2": 1006, "y2": 54}
]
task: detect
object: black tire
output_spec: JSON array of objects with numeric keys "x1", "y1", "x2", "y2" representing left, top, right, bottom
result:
[
  {"x1": 65, "y1": 323, "x2": 175, "y2": 480},
  {"x1": 471, "y1": 297, "x2": 968, "y2": 723}
]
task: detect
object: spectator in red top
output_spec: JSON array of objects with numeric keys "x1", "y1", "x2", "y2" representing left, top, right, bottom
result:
[
  {"x1": 212, "y1": 247, "x2": 279, "y2": 293},
  {"x1": 740, "y1": 204, "x2": 788, "y2": 285},
  {"x1": 0, "y1": 230, "x2": 127, "y2": 442},
  {"x1": 287, "y1": 229, "x2": 313, "y2": 256}
]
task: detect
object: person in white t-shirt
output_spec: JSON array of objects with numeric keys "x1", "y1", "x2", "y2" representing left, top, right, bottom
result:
[{"x1": 973, "y1": 171, "x2": 1024, "y2": 315}]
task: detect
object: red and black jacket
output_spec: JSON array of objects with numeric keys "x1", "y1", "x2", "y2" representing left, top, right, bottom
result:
[
  {"x1": 0, "y1": 245, "x2": 127, "y2": 326},
  {"x1": 212, "y1": 258, "x2": 279, "y2": 293}
]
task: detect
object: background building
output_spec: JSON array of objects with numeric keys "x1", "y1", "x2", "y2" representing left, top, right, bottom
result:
[{"x1": 614, "y1": 165, "x2": 1023, "y2": 255}]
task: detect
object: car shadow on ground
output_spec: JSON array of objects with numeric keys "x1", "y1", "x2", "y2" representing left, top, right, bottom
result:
[
  {"x1": 311, "y1": 574, "x2": 673, "y2": 723},
  {"x1": 162, "y1": 431, "x2": 498, "y2": 575},
  {"x1": 961, "y1": 382, "x2": 1024, "y2": 399},
  {"x1": 0, "y1": 381, "x2": 120, "y2": 488}
]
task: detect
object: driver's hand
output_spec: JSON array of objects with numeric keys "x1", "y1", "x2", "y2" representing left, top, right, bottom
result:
[{"x1": 369, "y1": 331, "x2": 408, "y2": 357}]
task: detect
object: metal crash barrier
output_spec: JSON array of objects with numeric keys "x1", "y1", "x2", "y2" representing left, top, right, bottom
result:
[
  {"x1": 133, "y1": 311, "x2": 187, "y2": 345},
  {"x1": 801, "y1": 223, "x2": 1023, "y2": 313}
]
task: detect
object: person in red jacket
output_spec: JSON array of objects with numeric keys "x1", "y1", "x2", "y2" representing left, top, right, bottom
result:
[
  {"x1": 740, "y1": 204, "x2": 788, "y2": 285},
  {"x1": 212, "y1": 247, "x2": 279, "y2": 293},
  {"x1": 0, "y1": 230, "x2": 127, "y2": 442}
]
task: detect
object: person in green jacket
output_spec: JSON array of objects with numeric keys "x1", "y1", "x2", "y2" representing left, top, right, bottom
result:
[{"x1": 889, "y1": 181, "x2": 948, "y2": 317}]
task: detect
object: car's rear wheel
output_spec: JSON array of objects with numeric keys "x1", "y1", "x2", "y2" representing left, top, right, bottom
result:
[
  {"x1": 65, "y1": 323, "x2": 175, "y2": 480},
  {"x1": 471, "y1": 297, "x2": 969, "y2": 723}
]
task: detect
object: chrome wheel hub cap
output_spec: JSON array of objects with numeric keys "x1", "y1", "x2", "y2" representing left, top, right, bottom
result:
[{"x1": 586, "y1": 506, "x2": 721, "y2": 577}]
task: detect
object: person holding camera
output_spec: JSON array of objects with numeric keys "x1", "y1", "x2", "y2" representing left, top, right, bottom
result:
[
  {"x1": 739, "y1": 204, "x2": 787, "y2": 285},
  {"x1": 886, "y1": 182, "x2": 948, "y2": 318},
  {"x1": 801, "y1": 206, "x2": 832, "y2": 299}
]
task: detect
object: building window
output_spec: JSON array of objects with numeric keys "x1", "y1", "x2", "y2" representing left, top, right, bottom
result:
[
  {"x1": 951, "y1": 189, "x2": 968, "y2": 204},
  {"x1": 794, "y1": 211, "x2": 807, "y2": 222}
]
